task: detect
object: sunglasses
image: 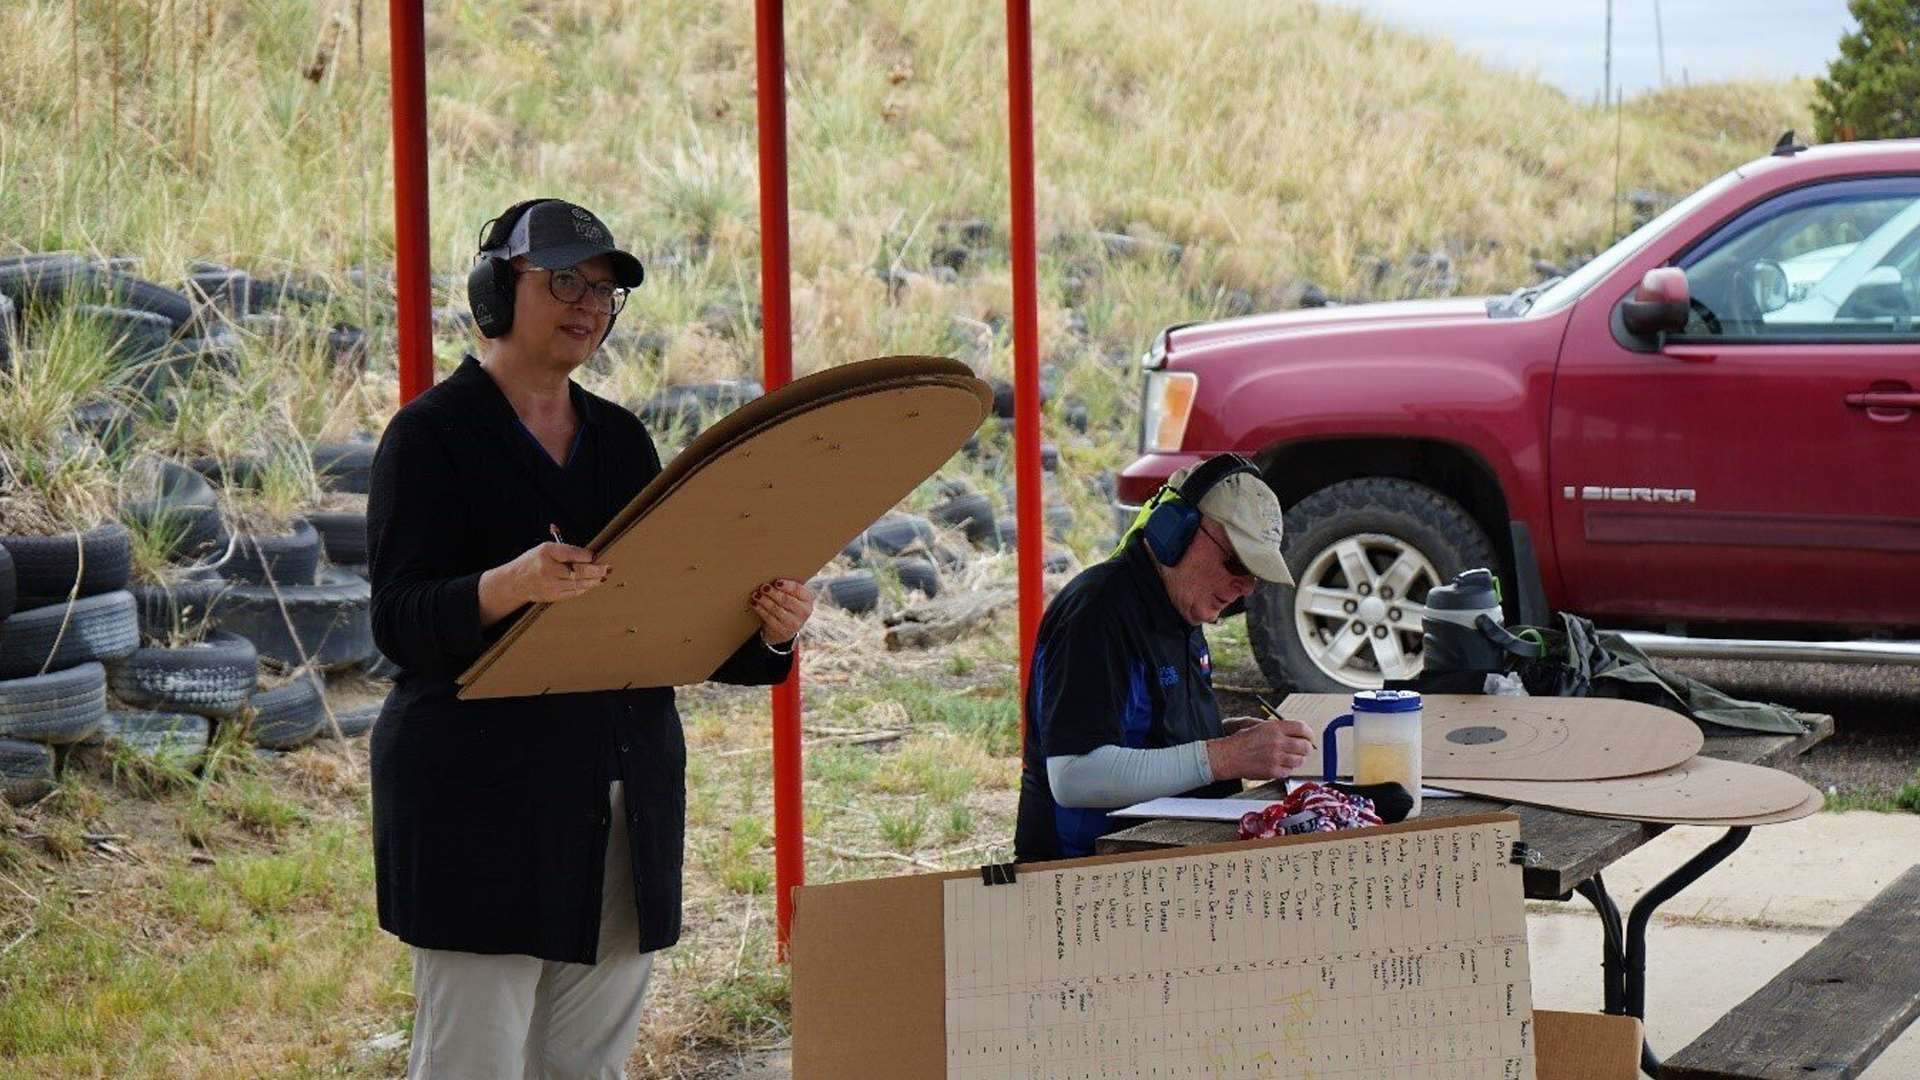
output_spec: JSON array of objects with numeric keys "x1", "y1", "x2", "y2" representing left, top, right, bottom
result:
[
  {"x1": 1197, "y1": 524, "x2": 1254, "y2": 579},
  {"x1": 523, "y1": 266, "x2": 629, "y2": 314}
]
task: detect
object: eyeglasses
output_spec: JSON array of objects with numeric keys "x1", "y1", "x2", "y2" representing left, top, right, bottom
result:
[
  {"x1": 526, "y1": 267, "x2": 629, "y2": 314},
  {"x1": 1197, "y1": 524, "x2": 1254, "y2": 579}
]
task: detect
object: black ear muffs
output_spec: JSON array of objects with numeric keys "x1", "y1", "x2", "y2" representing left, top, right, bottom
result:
[
  {"x1": 1121, "y1": 453, "x2": 1262, "y2": 566},
  {"x1": 466, "y1": 254, "x2": 517, "y2": 339},
  {"x1": 466, "y1": 197, "x2": 560, "y2": 340}
]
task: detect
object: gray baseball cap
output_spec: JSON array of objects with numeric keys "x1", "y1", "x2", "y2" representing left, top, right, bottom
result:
[
  {"x1": 488, "y1": 200, "x2": 645, "y2": 288},
  {"x1": 1169, "y1": 462, "x2": 1294, "y2": 585}
]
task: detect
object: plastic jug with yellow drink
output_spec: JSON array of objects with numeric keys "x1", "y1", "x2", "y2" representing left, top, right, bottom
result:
[{"x1": 1321, "y1": 689, "x2": 1425, "y2": 817}]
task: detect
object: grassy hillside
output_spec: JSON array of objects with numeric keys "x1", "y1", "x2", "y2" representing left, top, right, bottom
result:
[{"x1": 3, "y1": 1, "x2": 1808, "y2": 386}]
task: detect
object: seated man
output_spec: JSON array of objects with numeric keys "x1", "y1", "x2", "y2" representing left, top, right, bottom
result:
[{"x1": 1014, "y1": 453, "x2": 1317, "y2": 862}]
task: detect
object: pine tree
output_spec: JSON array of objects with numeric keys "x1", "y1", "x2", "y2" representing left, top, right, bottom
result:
[{"x1": 1812, "y1": 0, "x2": 1920, "y2": 142}]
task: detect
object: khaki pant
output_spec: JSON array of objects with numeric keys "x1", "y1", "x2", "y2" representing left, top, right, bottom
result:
[{"x1": 408, "y1": 782, "x2": 654, "y2": 1080}]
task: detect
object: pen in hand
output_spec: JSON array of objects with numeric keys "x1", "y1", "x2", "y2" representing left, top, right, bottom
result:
[
  {"x1": 548, "y1": 523, "x2": 598, "y2": 574},
  {"x1": 1255, "y1": 691, "x2": 1315, "y2": 748}
]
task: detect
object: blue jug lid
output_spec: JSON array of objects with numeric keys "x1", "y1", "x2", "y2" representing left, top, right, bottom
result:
[{"x1": 1352, "y1": 689, "x2": 1423, "y2": 713}]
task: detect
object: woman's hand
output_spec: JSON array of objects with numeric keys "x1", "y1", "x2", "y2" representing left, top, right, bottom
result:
[
  {"x1": 478, "y1": 542, "x2": 608, "y2": 626},
  {"x1": 750, "y1": 578, "x2": 814, "y2": 647}
]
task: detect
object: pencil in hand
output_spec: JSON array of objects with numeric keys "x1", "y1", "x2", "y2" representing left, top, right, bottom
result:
[{"x1": 1255, "y1": 691, "x2": 1315, "y2": 748}]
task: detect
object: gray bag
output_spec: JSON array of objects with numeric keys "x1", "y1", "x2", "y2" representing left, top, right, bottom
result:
[{"x1": 1513, "y1": 613, "x2": 1806, "y2": 735}]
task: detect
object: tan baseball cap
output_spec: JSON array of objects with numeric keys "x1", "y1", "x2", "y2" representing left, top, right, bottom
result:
[{"x1": 1169, "y1": 462, "x2": 1294, "y2": 585}]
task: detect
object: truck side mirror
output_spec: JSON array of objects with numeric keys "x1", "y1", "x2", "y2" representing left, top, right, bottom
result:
[{"x1": 1621, "y1": 267, "x2": 1690, "y2": 336}]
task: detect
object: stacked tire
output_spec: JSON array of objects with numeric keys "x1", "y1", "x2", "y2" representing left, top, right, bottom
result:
[
  {"x1": 117, "y1": 504, "x2": 375, "y2": 754},
  {"x1": 131, "y1": 565, "x2": 372, "y2": 673},
  {"x1": 120, "y1": 460, "x2": 229, "y2": 565},
  {"x1": 0, "y1": 525, "x2": 139, "y2": 802}
]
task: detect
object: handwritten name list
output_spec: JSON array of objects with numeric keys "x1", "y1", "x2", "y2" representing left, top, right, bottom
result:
[{"x1": 944, "y1": 820, "x2": 1534, "y2": 1079}]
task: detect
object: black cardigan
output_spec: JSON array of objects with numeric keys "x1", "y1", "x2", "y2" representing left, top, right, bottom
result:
[{"x1": 368, "y1": 356, "x2": 790, "y2": 962}]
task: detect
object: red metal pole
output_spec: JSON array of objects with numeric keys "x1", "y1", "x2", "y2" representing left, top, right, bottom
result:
[
  {"x1": 753, "y1": 0, "x2": 804, "y2": 961},
  {"x1": 1005, "y1": 0, "x2": 1043, "y2": 738},
  {"x1": 388, "y1": 0, "x2": 433, "y2": 404}
]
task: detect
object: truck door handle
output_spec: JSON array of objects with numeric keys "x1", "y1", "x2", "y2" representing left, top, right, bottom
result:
[
  {"x1": 1844, "y1": 391, "x2": 1920, "y2": 407},
  {"x1": 1845, "y1": 386, "x2": 1920, "y2": 422}
]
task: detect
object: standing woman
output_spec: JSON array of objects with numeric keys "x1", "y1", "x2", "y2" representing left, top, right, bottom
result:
[{"x1": 367, "y1": 199, "x2": 813, "y2": 1079}]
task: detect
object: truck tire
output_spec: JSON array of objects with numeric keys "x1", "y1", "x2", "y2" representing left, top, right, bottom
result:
[
  {"x1": 225, "y1": 519, "x2": 320, "y2": 587},
  {"x1": 2, "y1": 524, "x2": 133, "y2": 608},
  {"x1": 106, "y1": 629, "x2": 257, "y2": 717},
  {"x1": 842, "y1": 514, "x2": 936, "y2": 563},
  {"x1": 0, "y1": 663, "x2": 108, "y2": 744},
  {"x1": 73, "y1": 305, "x2": 176, "y2": 364},
  {"x1": 310, "y1": 441, "x2": 374, "y2": 494},
  {"x1": 1245, "y1": 477, "x2": 1496, "y2": 693},
  {"x1": 888, "y1": 556, "x2": 941, "y2": 599},
  {"x1": 140, "y1": 459, "x2": 217, "y2": 508},
  {"x1": 640, "y1": 381, "x2": 764, "y2": 436},
  {"x1": 187, "y1": 454, "x2": 264, "y2": 490},
  {"x1": 205, "y1": 567, "x2": 373, "y2": 668},
  {"x1": 73, "y1": 400, "x2": 138, "y2": 455},
  {"x1": 128, "y1": 576, "x2": 225, "y2": 640},
  {"x1": 0, "y1": 591, "x2": 140, "y2": 680},
  {"x1": 930, "y1": 493, "x2": 996, "y2": 546},
  {"x1": 332, "y1": 704, "x2": 381, "y2": 738},
  {"x1": 120, "y1": 501, "x2": 229, "y2": 564},
  {"x1": 304, "y1": 511, "x2": 368, "y2": 565},
  {"x1": 816, "y1": 571, "x2": 879, "y2": 615},
  {"x1": 106, "y1": 710, "x2": 210, "y2": 768},
  {"x1": 249, "y1": 674, "x2": 325, "y2": 750},
  {"x1": 0, "y1": 254, "x2": 94, "y2": 312},
  {"x1": 0, "y1": 739, "x2": 56, "y2": 804}
]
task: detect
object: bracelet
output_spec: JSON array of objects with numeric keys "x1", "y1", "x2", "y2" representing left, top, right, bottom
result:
[{"x1": 762, "y1": 634, "x2": 796, "y2": 656}]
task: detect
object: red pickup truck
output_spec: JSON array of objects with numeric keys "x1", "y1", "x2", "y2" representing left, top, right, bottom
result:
[{"x1": 1119, "y1": 138, "x2": 1920, "y2": 692}]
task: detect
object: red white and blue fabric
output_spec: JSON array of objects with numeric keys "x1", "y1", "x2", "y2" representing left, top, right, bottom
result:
[{"x1": 1237, "y1": 782, "x2": 1382, "y2": 840}]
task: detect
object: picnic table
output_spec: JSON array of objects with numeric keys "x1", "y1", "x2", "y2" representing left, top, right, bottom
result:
[{"x1": 1096, "y1": 708, "x2": 1836, "y2": 1077}]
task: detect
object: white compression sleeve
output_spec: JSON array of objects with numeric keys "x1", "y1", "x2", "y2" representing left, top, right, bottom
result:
[{"x1": 1046, "y1": 741, "x2": 1215, "y2": 809}]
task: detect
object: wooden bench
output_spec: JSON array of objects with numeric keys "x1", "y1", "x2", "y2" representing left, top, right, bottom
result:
[{"x1": 1660, "y1": 863, "x2": 1920, "y2": 1080}]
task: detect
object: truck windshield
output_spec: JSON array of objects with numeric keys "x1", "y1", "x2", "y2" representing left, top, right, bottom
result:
[{"x1": 1521, "y1": 169, "x2": 1744, "y2": 317}]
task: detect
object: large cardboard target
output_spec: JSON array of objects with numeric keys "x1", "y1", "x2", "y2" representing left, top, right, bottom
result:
[
  {"x1": 457, "y1": 358, "x2": 990, "y2": 698},
  {"x1": 1281, "y1": 694, "x2": 1704, "y2": 781},
  {"x1": 1602, "y1": 786, "x2": 1825, "y2": 826},
  {"x1": 1431, "y1": 757, "x2": 1818, "y2": 821},
  {"x1": 593, "y1": 355, "x2": 983, "y2": 547}
]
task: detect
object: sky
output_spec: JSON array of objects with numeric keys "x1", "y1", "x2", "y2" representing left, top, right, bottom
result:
[{"x1": 1334, "y1": 1, "x2": 1857, "y2": 102}]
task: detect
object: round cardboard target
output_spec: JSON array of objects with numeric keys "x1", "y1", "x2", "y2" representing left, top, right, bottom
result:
[
  {"x1": 1280, "y1": 693, "x2": 1703, "y2": 781},
  {"x1": 1432, "y1": 757, "x2": 1816, "y2": 821}
]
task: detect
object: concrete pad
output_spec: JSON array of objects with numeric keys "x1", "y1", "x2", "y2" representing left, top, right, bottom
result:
[
  {"x1": 1527, "y1": 908, "x2": 1920, "y2": 1077},
  {"x1": 1530, "y1": 809, "x2": 1920, "y2": 930}
]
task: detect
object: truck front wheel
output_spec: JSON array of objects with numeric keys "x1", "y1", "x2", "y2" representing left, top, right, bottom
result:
[{"x1": 1245, "y1": 477, "x2": 1497, "y2": 692}]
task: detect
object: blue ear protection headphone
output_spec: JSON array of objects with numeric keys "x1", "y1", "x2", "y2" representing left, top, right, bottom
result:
[{"x1": 1114, "y1": 453, "x2": 1262, "y2": 565}]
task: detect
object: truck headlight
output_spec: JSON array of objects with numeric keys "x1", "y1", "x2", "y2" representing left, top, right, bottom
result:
[{"x1": 1141, "y1": 371, "x2": 1198, "y2": 453}]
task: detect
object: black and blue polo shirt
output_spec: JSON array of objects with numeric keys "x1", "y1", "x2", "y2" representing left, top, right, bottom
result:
[{"x1": 1014, "y1": 536, "x2": 1242, "y2": 862}]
